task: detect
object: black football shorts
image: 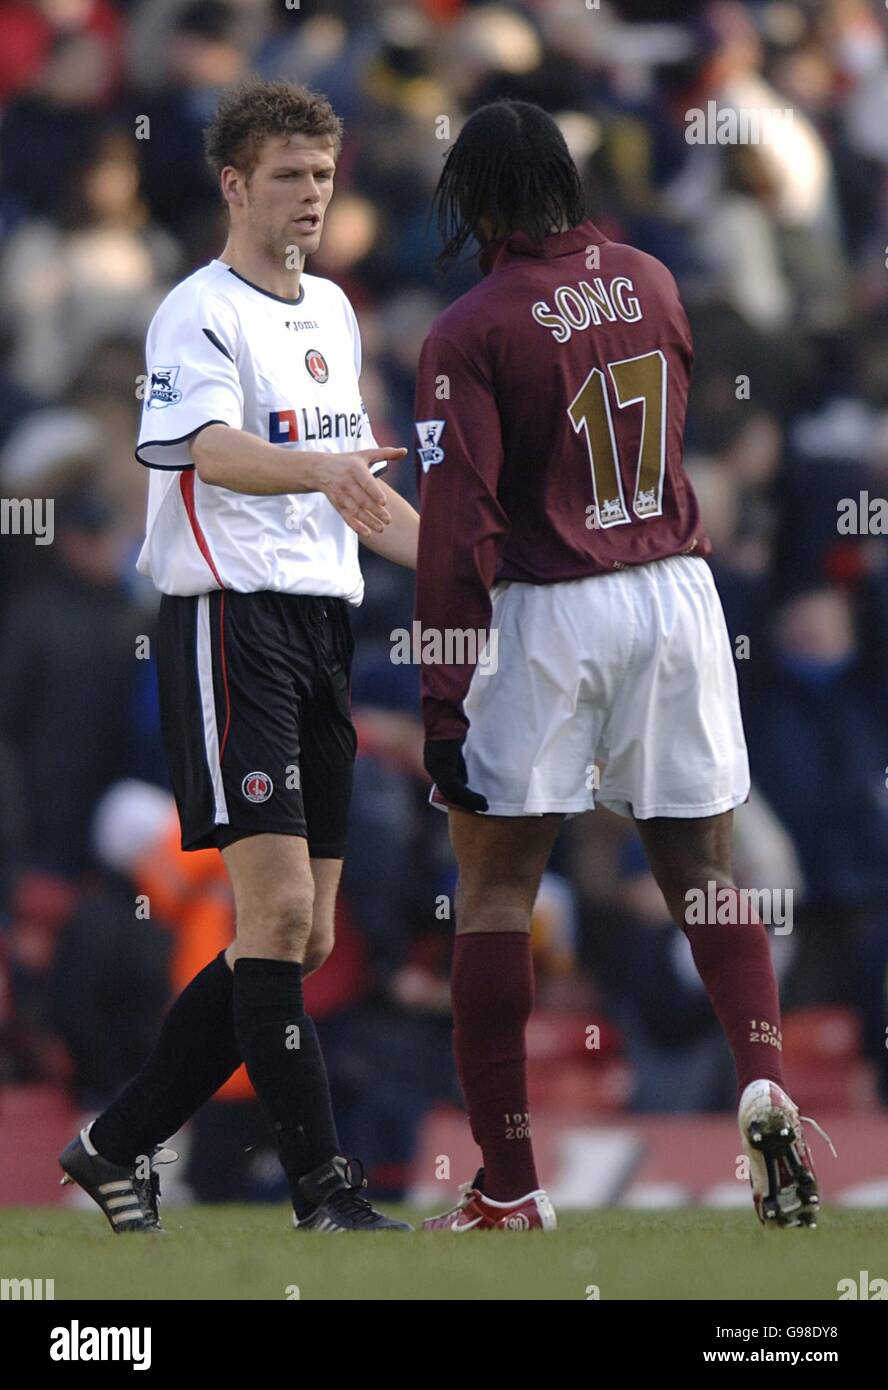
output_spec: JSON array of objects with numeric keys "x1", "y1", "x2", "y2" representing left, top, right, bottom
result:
[{"x1": 156, "y1": 590, "x2": 357, "y2": 857}]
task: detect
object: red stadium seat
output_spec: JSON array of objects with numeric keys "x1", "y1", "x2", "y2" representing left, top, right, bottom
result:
[
  {"x1": 781, "y1": 1007, "x2": 872, "y2": 1110},
  {"x1": 526, "y1": 1010, "x2": 630, "y2": 1112}
]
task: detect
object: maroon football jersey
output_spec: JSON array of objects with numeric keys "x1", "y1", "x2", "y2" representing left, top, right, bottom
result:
[{"x1": 414, "y1": 218, "x2": 710, "y2": 740}]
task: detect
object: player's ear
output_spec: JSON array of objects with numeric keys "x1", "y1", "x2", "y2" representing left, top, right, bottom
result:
[{"x1": 220, "y1": 165, "x2": 244, "y2": 207}]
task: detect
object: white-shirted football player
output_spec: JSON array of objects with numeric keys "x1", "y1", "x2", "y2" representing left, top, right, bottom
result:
[{"x1": 60, "y1": 79, "x2": 417, "y2": 1234}]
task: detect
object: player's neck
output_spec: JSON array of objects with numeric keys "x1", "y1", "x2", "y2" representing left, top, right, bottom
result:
[{"x1": 216, "y1": 239, "x2": 305, "y2": 304}]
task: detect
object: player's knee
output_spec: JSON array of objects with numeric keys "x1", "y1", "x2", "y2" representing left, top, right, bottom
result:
[
  {"x1": 303, "y1": 926, "x2": 334, "y2": 977},
  {"x1": 658, "y1": 867, "x2": 735, "y2": 926},
  {"x1": 242, "y1": 885, "x2": 315, "y2": 956}
]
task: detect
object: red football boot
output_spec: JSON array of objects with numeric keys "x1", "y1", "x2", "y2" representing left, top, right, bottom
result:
[{"x1": 422, "y1": 1169, "x2": 557, "y2": 1232}]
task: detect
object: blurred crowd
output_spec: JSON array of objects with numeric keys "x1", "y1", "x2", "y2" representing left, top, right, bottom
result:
[{"x1": 1, "y1": 0, "x2": 887, "y2": 1199}]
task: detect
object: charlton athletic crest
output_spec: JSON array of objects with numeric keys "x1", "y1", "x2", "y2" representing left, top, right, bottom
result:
[
  {"x1": 305, "y1": 349, "x2": 329, "y2": 383},
  {"x1": 242, "y1": 771, "x2": 273, "y2": 803}
]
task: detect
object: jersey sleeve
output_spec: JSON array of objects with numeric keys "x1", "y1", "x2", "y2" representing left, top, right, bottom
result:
[
  {"x1": 135, "y1": 289, "x2": 244, "y2": 470},
  {"x1": 414, "y1": 330, "x2": 508, "y2": 741}
]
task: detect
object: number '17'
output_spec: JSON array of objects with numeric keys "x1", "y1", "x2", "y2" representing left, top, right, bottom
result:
[{"x1": 567, "y1": 349, "x2": 667, "y2": 528}]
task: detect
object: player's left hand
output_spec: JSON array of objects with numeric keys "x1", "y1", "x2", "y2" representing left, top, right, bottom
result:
[{"x1": 423, "y1": 738, "x2": 489, "y2": 814}]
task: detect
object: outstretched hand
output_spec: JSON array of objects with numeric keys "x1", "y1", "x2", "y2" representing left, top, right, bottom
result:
[{"x1": 318, "y1": 447, "x2": 408, "y2": 537}]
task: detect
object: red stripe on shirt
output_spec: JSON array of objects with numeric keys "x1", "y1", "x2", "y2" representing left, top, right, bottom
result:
[{"x1": 179, "y1": 470, "x2": 224, "y2": 589}]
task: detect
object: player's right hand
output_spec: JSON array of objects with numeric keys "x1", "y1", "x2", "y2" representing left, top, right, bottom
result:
[
  {"x1": 318, "y1": 447, "x2": 407, "y2": 537},
  {"x1": 424, "y1": 738, "x2": 489, "y2": 814}
]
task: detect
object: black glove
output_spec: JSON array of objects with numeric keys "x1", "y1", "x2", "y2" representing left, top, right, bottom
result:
[{"x1": 423, "y1": 738, "x2": 489, "y2": 814}]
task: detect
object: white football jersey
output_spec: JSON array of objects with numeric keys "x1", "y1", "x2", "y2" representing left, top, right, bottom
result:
[{"x1": 135, "y1": 258, "x2": 377, "y2": 598}]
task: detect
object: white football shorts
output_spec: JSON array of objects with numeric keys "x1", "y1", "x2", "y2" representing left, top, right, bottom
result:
[{"x1": 454, "y1": 554, "x2": 750, "y2": 820}]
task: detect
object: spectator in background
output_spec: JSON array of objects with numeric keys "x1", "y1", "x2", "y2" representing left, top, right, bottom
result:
[
  {"x1": 50, "y1": 815, "x2": 172, "y2": 1113},
  {"x1": 744, "y1": 586, "x2": 888, "y2": 1091},
  {"x1": 132, "y1": 0, "x2": 250, "y2": 262},
  {"x1": 747, "y1": 588, "x2": 887, "y2": 908},
  {"x1": 0, "y1": 406, "x2": 104, "y2": 610},
  {"x1": 1, "y1": 123, "x2": 180, "y2": 397},
  {"x1": 0, "y1": 487, "x2": 144, "y2": 876},
  {"x1": 1, "y1": 871, "x2": 79, "y2": 1084},
  {"x1": 686, "y1": 407, "x2": 784, "y2": 650},
  {"x1": 0, "y1": 16, "x2": 123, "y2": 228},
  {"x1": 0, "y1": 0, "x2": 123, "y2": 110}
]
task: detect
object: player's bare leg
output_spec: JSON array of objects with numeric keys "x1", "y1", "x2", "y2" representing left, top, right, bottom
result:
[
  {"x1": 423, "y1": 811, "x2": 563, "y2": 1232},
  {"x1": 226, "y1": 854, "x2": 339, "y2": 977},
  {"x1": 223, "y1": 831, "x2": 315, "y2": 962},
  {"x1": 304, "y1": 857, "x2": 342, "y2": 976},
  {"x1": 636, "y1": 811, "x2": 830, "y2": 1226},
  {"x1": 222, "y1": 833, "x2": 409, "y2": 1231},
  {"x1": 225, "y1": 839, "x2": 344, "y2": 973}
]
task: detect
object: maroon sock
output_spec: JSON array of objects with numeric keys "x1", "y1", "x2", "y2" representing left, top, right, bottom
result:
[
  {"x1": 451, "y1": 931, "x2": 539, "y2": 1201},
  {"x1": 680, "y1": 886, "x2": 785, "y2": 1100}
]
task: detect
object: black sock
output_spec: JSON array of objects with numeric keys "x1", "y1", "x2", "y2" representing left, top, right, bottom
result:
[
  {"x1": 232, "y1": 956, "x2": 339, "y2": 1213},
  {"x1": 90, "y1": 951, "x2": 241, "y2": 1166}
]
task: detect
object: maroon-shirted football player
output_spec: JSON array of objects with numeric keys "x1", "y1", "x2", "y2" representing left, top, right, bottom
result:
[{"x1": 415, "y1": 101, "x2": 825, "y2": 1233}]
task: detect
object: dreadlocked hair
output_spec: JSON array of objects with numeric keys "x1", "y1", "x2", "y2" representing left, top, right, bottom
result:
[{"x1": 433, "y1": 100, "x2": 586, "y2": 268}]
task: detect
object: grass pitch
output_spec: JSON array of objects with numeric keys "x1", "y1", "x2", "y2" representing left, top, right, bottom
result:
[{"x1": 1, "y1": 1206, "x2": 886, "y2": 1300}]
